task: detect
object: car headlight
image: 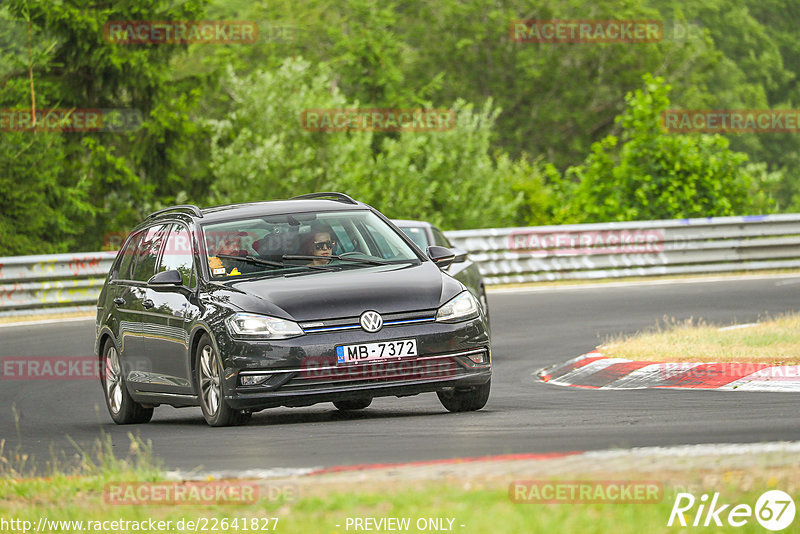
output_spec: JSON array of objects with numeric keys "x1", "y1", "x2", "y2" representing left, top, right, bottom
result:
[
  {"x1": 435, "y1": 291, "x2": 480, "y2": 323},
  {"x1": 225, "y1": 313, "x2": 304, "y2": 339}
]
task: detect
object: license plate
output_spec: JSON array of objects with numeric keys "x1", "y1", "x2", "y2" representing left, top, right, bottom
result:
[{"x1": 336, "y1": 339, "x2": 418, "y2": 364}]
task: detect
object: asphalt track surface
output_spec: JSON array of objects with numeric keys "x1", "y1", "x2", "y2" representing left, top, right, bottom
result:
[{"x1": 2, "y1": 276, "x2": 800, "y2": 473}]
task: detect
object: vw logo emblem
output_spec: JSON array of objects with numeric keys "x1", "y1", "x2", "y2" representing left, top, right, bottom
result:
[{"x1": 359, "y1": 311, "x2": 383, "y2": 333}]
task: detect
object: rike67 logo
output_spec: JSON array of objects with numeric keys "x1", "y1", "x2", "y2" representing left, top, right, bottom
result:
[{"x1": 668, "y1": 490, "x2": 795, "y2": 531}]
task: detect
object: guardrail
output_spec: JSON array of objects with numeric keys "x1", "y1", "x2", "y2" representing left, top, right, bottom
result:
[
  {"x1": 2, "y1": 214, "x2": 799, "y2": 316},
  {"x1": 0, "y1": 252, "x2": 117, "y2": 317},
  {"x1": 445, "y1": 214, "x2": 800, "y2": 285}
]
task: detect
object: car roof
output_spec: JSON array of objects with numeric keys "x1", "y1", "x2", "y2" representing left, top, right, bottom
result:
[
  {"x1": 391, "y1": 219, "x2": 434, "y2": 229},
  {"x1": 140, "y1": 198, "x2": 372, "y2": 228},
  {"x1": 199, "y1": 199, "x2": 369, "y2": 223}
]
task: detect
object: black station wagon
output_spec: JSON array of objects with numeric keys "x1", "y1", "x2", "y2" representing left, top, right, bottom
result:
[{"x1": 95, "y1": 193, "x2": 492, "y2": 426}]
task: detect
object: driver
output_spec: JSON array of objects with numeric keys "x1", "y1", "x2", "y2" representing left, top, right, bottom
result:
[{"x1": 300, "y1": 224, "x2": 337, "y2": 266}]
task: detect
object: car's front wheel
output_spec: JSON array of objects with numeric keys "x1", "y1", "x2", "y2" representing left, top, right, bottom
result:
[
  {"x1": 437, "y1": 379, "x2": 491, "y2": 412},
  {"x1": 333, "y1": 398, "x2": 372, "y2": 411},
  {"x1": 101, "y1": 340, "x2": 153, "y2": 424},
  {"x1": 196, "y1": 334, "x2": 250, "y2": 427}
]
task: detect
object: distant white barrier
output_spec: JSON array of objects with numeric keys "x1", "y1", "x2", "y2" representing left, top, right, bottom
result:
[{"x1": 444, "y1": 214, "x2": 800, "y2": 285}]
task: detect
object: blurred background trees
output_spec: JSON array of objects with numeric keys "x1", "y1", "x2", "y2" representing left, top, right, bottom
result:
[{"x1": 1, "y1": 0, "x2": 797, "y2": 253}]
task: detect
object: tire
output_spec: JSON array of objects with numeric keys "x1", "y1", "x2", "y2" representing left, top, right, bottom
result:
[
  {"x1": 101, "y1": 339, "x2": 153, "y2": 424},
  {"x1": 195, "y1": 334, "x2": 250, "y2": 427},
  {"x1": 437, "y1": 379, "x2": 491, "y2": 413},
  {"x1": 333, "y1": 398, "x2": 372, "y2": 411}
]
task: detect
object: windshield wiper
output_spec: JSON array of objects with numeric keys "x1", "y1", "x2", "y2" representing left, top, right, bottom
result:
[
  {"x1": 216, "y1": 254, "x2": 337, "y2": 271},
  {"x1": 282, "y1": 254, "x2": 388, "y2": 266},
  {"x1": 217, "y1": 254, "x2": 281, "y2": 267}
]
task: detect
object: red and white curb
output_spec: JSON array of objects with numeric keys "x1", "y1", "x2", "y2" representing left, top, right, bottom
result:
[{"x1": 538, "y1": 351, "x2": 800, "y2": 391}]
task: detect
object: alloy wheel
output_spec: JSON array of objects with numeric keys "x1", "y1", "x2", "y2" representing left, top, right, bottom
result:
[
  {"x1": 200, "y1": 345, "x2": 221, "y2": 416},
  {"x1": 105, "y1": 346, "x2": 123, "y2": 415}
]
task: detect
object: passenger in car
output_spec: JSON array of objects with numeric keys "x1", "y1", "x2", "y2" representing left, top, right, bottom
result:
[{"x1": 208, "y1": 231, "x2": 253, "y2": 275}]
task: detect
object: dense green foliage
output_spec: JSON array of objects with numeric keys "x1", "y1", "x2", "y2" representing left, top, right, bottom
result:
[
  {"x1": 556, "y1": 75, "x2": 774, "y2": 222},
  {"x1": 0, "y1": 0, "x2": 796, "y2": 254},
  {"x1": 206, "y1": 59, "x2": 522, "y2": 228}
]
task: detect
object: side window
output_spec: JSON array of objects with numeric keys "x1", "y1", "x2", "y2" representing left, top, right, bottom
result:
[
  {"x1": 432, "y1": 227, "x2": 452, "y2": 248},
  {"x1": 115, "y1": 230, "x2": 144, "y2": 280},
  {"x1": 158, "y1": 224, "x2": 195, "y2": 287},
  {"x1": 131, "y1": 224, "x2": 169, "y2": 282}
]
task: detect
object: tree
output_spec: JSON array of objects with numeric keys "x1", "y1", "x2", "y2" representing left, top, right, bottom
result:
[
  {"x1": 0, "y1": 0, "x2": 211, "y2": 253},
  {"x1": 205, "y1": 58, "x2": 523, "y2": 229},
  {"x1": 559, "y1": 74, "x2": 774, "y2": 222}
]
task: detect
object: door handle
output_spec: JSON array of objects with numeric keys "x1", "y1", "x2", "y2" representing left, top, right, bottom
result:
[
  {"x1": 113, "y1": 297, "x2": 125, "y2": 306},
  {"x1": 142, "y1": 299, "x2": 155, "y2": 309}
]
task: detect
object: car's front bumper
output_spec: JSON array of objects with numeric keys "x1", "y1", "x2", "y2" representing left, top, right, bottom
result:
[{"x1": 216, "y1": 315, "x2": 491, "y2": 410}]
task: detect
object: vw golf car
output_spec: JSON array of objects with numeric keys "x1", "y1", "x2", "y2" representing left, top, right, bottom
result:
[{"x1": 95, "y1": 193, "x2": 492, "y2": 426}]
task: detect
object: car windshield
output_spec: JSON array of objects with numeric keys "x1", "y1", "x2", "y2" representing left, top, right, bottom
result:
[
  {"x1": 201, "y1": 210, "x2": 421, "y2": 279},
  {"x1": 397, "y1": 226, "x2": 430, "y2": 250}
]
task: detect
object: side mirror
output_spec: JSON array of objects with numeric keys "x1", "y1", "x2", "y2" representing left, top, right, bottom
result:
[
  {"x1": 427, "y1": 246, "x2": 455, "y2": 269},
  {"x1": 148, "y1": 269, "x2": 183, "y2": 286},
  {"x1": 451, "y1": 247, "x2": 468, "y2": 264}
]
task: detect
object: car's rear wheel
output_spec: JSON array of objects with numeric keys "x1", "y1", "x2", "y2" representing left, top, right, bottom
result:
[
  {"x1": 437, "y1": 379, "x2": 491, "y2": 412},
  {"x1": 333, "y1": 398, "x2": 372, "y2": 411},
  {"x1": 196, "y1": 334, "x2": 250, "y2": 427},
  {"x1": 101, "y1": 340, "x2": 153, "y2": 424}
]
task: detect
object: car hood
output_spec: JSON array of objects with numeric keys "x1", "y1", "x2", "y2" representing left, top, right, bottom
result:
[{"x1": 210, "y1": 262, "x2": 464, "y2": 321}]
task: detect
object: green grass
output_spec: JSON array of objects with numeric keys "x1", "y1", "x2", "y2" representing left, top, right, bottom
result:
[
  {"x1": 3, "y1": 473, "x2": 798, "y2": 533},
  {"x1": 2, "y1": 417, "x2": 798, "y2": 533},
  {"x1": 601, "y1": 314, "x2": 800, "y2": 364},
  {"x1": 3, "y1": 432, "x2": 798, "y2": 534}
]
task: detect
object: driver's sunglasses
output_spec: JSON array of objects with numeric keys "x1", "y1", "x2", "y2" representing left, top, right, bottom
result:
[{"x1": 314, "y1": 240, "x2": 335, "y2": 251}]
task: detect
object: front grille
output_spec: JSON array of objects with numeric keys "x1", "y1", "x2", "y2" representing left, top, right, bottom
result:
[
  {"x1": 275, "y1": 348, "x2": 489, "y2": 392},
  {"x1": 299, "y1": 309, "x2": 436, "y2": 333}
]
